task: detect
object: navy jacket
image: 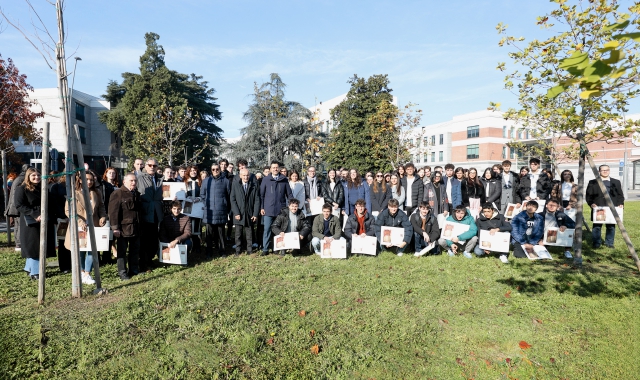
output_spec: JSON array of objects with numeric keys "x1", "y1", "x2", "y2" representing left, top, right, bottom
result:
[
  {"x1": 511, "y1": 211, "x2": 544, "y2": 245},
  {"x1": 374, "y1": 208, "x2": 412, "y2": 244},
  {"x1": 260, "y1": 174, "x2": 293, "y2": 217},
  {"x1": 200, "y1": 174, "x2": 231, "y2": 224}
]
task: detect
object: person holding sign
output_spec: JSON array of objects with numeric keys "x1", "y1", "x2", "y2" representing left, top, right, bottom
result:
[
  {"x1": 586, "y1": 165, "x2": 624, "y2": 249},
  {"x1": 541, "y1": 199, "x2": 576, "y2": 258},
  {"x1": 64, "y1": 170, "x2": 108, "y2": 285},
  {"x1": 410, "y1": 201, "x2": 440, "y2": 256},
  {"x1": 271, "y1": 199, "x2": 310, "y2": 256},
  {"x1": 375, "y1": 199, "x2": 412, "y2": 256},
  {"x1": 230, "y1": 169, "x2": 261, "y2": 256},
  {"x1": 437, "y1": 205, "x2": 478, "y2": 259},
  {"x1": 159, "y1": 201, "x2": 192, "y2": 251},
  {"x1": 344, "y1": 198, "x2": 376, "y2": 246},
  {"x1": 473, "y1": 202, "x2": 512, "y2": 261},
  {"x1": 510, "y1": 200, "x2": 545, "y2": 260},
  {"x1": 311, "y1": 204, "x2": 343, "y2": 255}
]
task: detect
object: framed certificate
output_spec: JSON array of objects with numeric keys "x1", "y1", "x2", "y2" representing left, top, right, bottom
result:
[
  {"x1": 273, "y1": 232, "x2": 301, "y2": 251},
  {"x1": 158, "y1": 243, "x2": 188, "y2": 265},
  {"x1": 522, "y1": 244, "x2": 553, "y2": 260},
  {"x1": 592, "y1": 206, "x2": 623, "y2": 224},
  {"x1": 543, "y1": 227, "x2": 575, "y2": 246},
  {"x1": 478, "y1": 230, "x2": 511, "y2": 253},
  {"x1": 304, "y1": 197, "x2": 325, "y2": 216},
  {"x1": 182, "y1": 199, "x2": 205, "y2": 219},
  {"x1": 504, "y1": 203, "x2": 521, "y2": 219},
  {"x1": 78, "y1": 226, "x2": 110, "y2": 251},
  {"x1": 162, "y1": 182, "x2": 187, "y2": 201},
  {"x1": 320, "y1": 238, "x2": 347, "y2": 259},
  {"x1": 380, "y1": 226, "x2": 405, "y2": 247},
  {"x1": 441, "y1": 221, "x2": 470, "y2": 242},
  {"x1": 351, "y1": 235, "x2": 377, "y2": 255}
]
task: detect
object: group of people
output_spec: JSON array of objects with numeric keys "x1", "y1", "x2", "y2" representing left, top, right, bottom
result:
[{"x1": 5, "y1": 155, "x2": 624, "y2": 283}]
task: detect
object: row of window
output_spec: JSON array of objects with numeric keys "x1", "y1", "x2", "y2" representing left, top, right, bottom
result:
[
  {"x1": 465, "y1": 144, "x2": 522, "y2": 160},
  {"x1": 412, "y1": 134, "x2": 444, "y2": 148},
  {"x1": 415, "y1": 151, "x2": 444, "y2": 164},
  {"x1": 466, "y1": 125, "x2": 531, "y2": 140}
]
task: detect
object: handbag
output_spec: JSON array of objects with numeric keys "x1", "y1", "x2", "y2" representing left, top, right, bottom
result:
[{"x1": 24, "y1": 214, "x2": 40, "y2": 226}]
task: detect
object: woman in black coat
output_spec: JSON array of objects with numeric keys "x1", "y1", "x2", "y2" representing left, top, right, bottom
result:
[
  {"x1": 480, "y1": 167, "x2": 502, "y2": 209},
  {"x1": 15, "y1": 168, "x2": 56, "y2": 279},
  {"x1": 369, "y1": 171, "x2": 392, "y2": 217},
  {"x1": 514, "y1": 166, "x2": 531, "y2": 204},
  {"x1": 321, "y1": 169, "x2": 345, "y2": 214},
  {"x1": 461, "y1": 167, "x2": 486, "y2": 216}
]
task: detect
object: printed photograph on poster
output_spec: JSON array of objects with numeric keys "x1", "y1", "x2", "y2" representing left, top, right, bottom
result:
[
  {"x1": 441, "y1": 221, "x2": 470, "y2": 241},
  {"x1": 522, "y1": 244, "x2": 553, "y2": 260},
  {"x1": 304, "y1": 198, "x2": 325, "y2": 216},
  {"x1": 162, "y1": 182, "x2": 187, "y2": 201},
  {"x1": 543, "y1": 227, "x2": 575, "y2": 246},
  {"x1": 380, "y1": 226, "x2": 405, "y2": 246},
  {"x1": 273, "y1": 232, "x2": 301, "y2": 251},
  {"x1": 320, "y1": 238, "x2": 347, "y2": 259},
  {"x1": 521, "y1": 200, "x2": 546, "y2": 213},
  {"x1": 478, "y1": 230, "x2": 511, "y2": 253},
  {"x1": 182, "y1": 199, "x2": 205, "y2": 219},
  {"x1": 592, "y1": 206, "x2": 623, "y2": 224},
  {"x1": 504, "y1": 203, "x2": 522, "y2": 219},
  {"x1": 78, "y1": 226, "x2": 110, "y2": 251},
  {"x1": 158, "y1": 243, "x2": 188, "y2": 265},
  {"x1": 351, "y1": 235, "x2": 377, "y2": 255},
  {"x1": 56, "y1": 219, "x2": 68, "y2": 240}
]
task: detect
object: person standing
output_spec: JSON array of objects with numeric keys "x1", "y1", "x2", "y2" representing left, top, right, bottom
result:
[
  {"x1": 201, "y1": 163, "x2": 231, "y2": 258},
  {"x1": 586, "y1": 165, "x2": 624, "y2": 248},
  {"x1": 499, "y1": 160, "x2": 519, "y2": 213},
  {"x1": 133, "y1": 158, "x2": 144, "y2": 176},
  {"x1": 321, "y1": 169, "x2": 345, "y2": 216},
  {"x1": 109, "y1": 174, "x2": 141, "y2": 279},
  {"x1": 480, "y1": 168, "x2": 502, "y2": 210},
  {"x1": 443, "y1": 164, "x2": 462, "y2": 210},
  {"x1": 343, "y1": 169, "x2": 369, "y2": 216},
  {"x1": 289, "y1": 170, "x2": 306, "y2": 209},
  {"x1": 550, "y1": 170, "x2": 578, "y2": 209},
  {"x1": 423, "y1": 172, "x2": 449, "y2": 217},
  {"x1": 5, "y1": 164, "x2": 30, "y2": 251},
  {"x1": 526, "y1": 158, "x2": 551, "y2": 201},
  {"x1": 400, "y1": 163, "x2": 423, "y2": 216},
  {"x1": 137, "y1": 158, "x2": 164, "y2": 271},
  {"x1": 370, "y1": 172, "x2": 391, "y2": 219},
  {"x1": 230, "y1": 168, "x2": 260, "y2": 256},
  {"x1": 389, "y1": 172, "x2": 405, "y2": 211},
  {"x1": 260, "y1": 161, "x2": 293, "y2": 255},
  {"x1": 461, "y1": 168, "x2": 485, "y2": 217},
  {"x1": 14, "y1": 168, "x2": 56, "y2": 279},
  {"x1": 304, "y1": 166, "x2": 323, "y2": 222}
]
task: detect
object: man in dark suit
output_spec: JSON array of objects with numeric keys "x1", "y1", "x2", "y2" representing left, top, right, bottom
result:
[
  {"x1": 137, "y1": 158, "x2": 164, "y2": 271},
  {"x1": 230, "y1": 168, "x2": 260, "y2": 256},
  {"x1": 586, "y1": 165, "x2": 624, "y2": 248},
  {"x1": 109, "y1": 174, "x2": 141, "y2": 279}
]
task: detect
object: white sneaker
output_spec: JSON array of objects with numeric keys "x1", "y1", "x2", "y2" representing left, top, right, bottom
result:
[
  {"x1": 15, "y1": 247, "x2": 21, "y2": 252},
  {"x1": 397, "y1": 252, "x2": 403, "y2": 257},
  {"x1": 447, "y1": 249, "x2": 455, "y2": 257},
  {"x1": 81, "y1": 272, "x2": 95, "y2": 285},
  {"x1": 499, "y1": 255, "x2": 509, "y2": 264},
  {"x1": 564, "y1": 250, "x2": 573, "y2": 259}
]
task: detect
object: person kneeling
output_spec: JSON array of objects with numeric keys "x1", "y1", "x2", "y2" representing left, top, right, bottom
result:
[
  {"x1": 159, "y1": 201, "x2": 192, "y2": 253},
  {"x1": 271, "y1": 199, "x2": 311, "y2": 256},
  {"x1": 344, "y1": 198, "x2": 376, "y2": 252},
  {"x1": 311, "y1": 203, "x2": 343, "y2": 255},
  {"x1": 437, "y1": 205, "x2": 478, "y2": 259},
  {"x1": 375, "y1": 199, "x2": 412, "y2": 256},
  {"x1": 510, "y1": 200, "x2": 544, "y2": 260},
  {"x1": 411, "y1": 201, "x2": 440, "y2": 256},
  {"x1": 474, "y1": 202, "x2": 512, "y2": 262}
]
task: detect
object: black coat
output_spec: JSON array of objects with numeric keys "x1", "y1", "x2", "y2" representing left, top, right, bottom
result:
[
  {"x1": 13, "y1": 185, "x2": 56, "y2": 259},
  {"x1": 108, "y1": 186, "x2": 141, "y2": 238},
  {"x1": 475, "y1": 209, "x2": 512, "y2": 233},
  {"x1": 410, "y1": 211, "x2": 440, "y2": 243},
  {"x1": 103, "y1": 181, "x2": 116, "y2": 210},
  {"x1": 481, "y1": 178, "x2": 502, "y2": 205},
  {"x1": 400, "y1": 176, "x2": 424, "y2": 208},
  {"x1": 304, "y1": 177, "x2": 323, "y2": 200},
  {"x1": 271, "y1": 207, "x2": 311, "y2": 239},
  {"x1": 585, "y1": 177, "x2": 624, "y2": 207},
  {"x1": 461, "y1": 180, "x2": 486, "y2": 207},
  {"x1": 321, "y1": 180, "x2": 345, "y2": 208},
  {"x1": 370, "y1": 185, "x2": 392, "y2": 213},
  {"x1": 49, "y1": 182, "x2": 68, "y2": 220},
  {"x1": 516, "y1": 172, "x2": 551, "y2": 202},
  {"x1": 343, "y1": 211, "x2": 376, "y2": 239},
  {"x1": 230, "y1": 181, "x2": 261, "y2": 226}
]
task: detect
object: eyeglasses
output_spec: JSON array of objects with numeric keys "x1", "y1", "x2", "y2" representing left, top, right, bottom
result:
[
  {"x1": 211, "y1": 168, "x2": 220, "y2": 171},
  {"x1": 600, "y1": 169, "x2": 610, "y2": 172},
  {"x1": 147, "y1": 164, "x2": 157, "y2": 167},
  {"x1": 376, "y1": 175, "x2": 383, "y2": 178}
]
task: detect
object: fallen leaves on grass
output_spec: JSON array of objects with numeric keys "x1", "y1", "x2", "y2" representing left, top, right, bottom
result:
[
  {"x1": 406, "y1": 289, "x2": 412, "y2": 294},
  {"x1": 550, "y1": 357, "x2": 556, "y2": 363},
  {"x1": 455, "y1": 357, "x2": 464, "y2": 366},
  {"x1": 331, "y1": 300, "x2": 338, "y2": 305},
  {"x1": 438, "y1": 318, "x2": 449, "y2": 325},
  {"x1": 298, "y1": 310, "x2": 306, "y2": 317},
  {"x1": 356, "y1": 298, "x2": 363, "y2": 304},
  {"x1": 266, "y1": 338, "x2": 274, "y2": 345},
  {"x1": 310, "y1": 345, "x2": 320, "y2": 355},
  {"x1": 532, "y1": 318, "x2": 543, "y2": 325},
  {"x1": 310, "y1": 330, "x2": 315, "y2": 338},
  {"x1": 505, "y1": 290, "x2": 512, "y2": 298},
  {"x1": 519, "y1": 340, "x2": 532, "y2": 350}
]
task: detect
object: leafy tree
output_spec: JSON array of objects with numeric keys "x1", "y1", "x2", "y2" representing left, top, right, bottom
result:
[
  {"x1": 323, "y1": 74, "x2": 399, "y2": 173},
  {"x1": 0, "y1": 55, "x2": 44, "y2": 151},
  {"x1": 99, "y1": 33, "x2": 222, "y2": 169},
  {"x1": 233, "y1": 73, "x2": 318, "y2": 170},
  {"x1": 396, "y1": 102, "x2": 424, "y2": 166},
  {"x1": 493, "y1": 0, "x2": 640, "y2": 267}
]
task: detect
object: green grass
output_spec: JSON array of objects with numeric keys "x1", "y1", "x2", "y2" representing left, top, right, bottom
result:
[{"x1": 1, "y1": 204, "x2": 640, "y2": 379}]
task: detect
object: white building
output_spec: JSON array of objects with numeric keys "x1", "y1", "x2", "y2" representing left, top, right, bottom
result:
[{"x1": 308, "y1": 93, "x2": 398, "y2": 134}]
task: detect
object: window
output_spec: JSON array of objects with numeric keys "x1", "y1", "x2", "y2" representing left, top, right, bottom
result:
[
  {"x1": 526, "y1": 130, "x2": 530, "y2": 139},
  {"x1": 75, "y1": 103, "x2": 85, "y2": 122},
  {"x1": 416, "y1": 154, "x2": 421, "y2": 163},
  {"x1": 416, "y1": 138, "x2": 420, "y2": 148},
  {"x1": 503, "y1": 126, "x2": 507, "y2": 138},
  {"x1": 78, "y1": 126, "x2": 87, "y2": 144},
  {"x1": 439, "y1": 134, "x2": 444, "y2": 145},
  {"x1": 502, "y1": 146, "x2": 507, "y2": 159},
  {"x1": 423, "y1": 153, "x2": 428, "y2": 162},
  {"x1": 518, "y1": 129, "x2": 523, "y2": 139},
  {"x1": 510, "y1": 127, "x2": 515, "y2": 138},
  {"x1": 467, "y1": 125, "x2": 479, "y2": 138},
  {"x1": 431, "y1": 152, "x2": 436, "y2": 162},
  {"x1": 467, "y1": 144, "x2": 479, "y2": 159},
  {"x1": 325, "y1": 120, "x2": 330, "y2": 132},
  {"x1": 423, "y1": 136, "x2": 428, "y2": 146},
  {"x1": 431, "y1": 135, "x2": 436, "y2": 145},
  {"x1": 510, "y1": 148, "x2": 515, "y2": 159},
  {"x1": 439, "y1": 151, "x2": 443, "y2": 161}
]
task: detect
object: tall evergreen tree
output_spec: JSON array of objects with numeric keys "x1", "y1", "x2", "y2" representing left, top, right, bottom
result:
[
  {"x1": 323, "y1": 74, "x2": 399, "y2": 173},
  {"x1": 99, "y1": 33, "x2": 222, "y2": 168}
]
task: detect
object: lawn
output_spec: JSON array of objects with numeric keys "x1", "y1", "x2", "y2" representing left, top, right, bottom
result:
[{"x1": 1, "y1": 204, "x2": 639, "y2": 379}]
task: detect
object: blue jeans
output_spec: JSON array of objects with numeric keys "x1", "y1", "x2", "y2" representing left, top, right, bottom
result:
[
  {"x1": 80, "y1": 251, "x2": 94, "y2": 273},
  {"x1": 262, "y1": 215, "x2": 276, "y2": 253},
  {"x1": 592, "y1": 224, "x2": 615, "y2": 246},
  {"x1": 413, "y1": 232, "x2": 436, "y2": 253},
  {"x1": 24, "y1": 258, "x2": 39, "y2": 275}
]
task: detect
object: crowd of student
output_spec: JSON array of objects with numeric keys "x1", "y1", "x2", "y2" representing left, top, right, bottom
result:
[{"x1": 5, "y1": 156, "x2": 625, "y2": 283}]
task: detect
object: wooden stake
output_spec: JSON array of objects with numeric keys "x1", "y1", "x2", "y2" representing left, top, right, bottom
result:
[
  {"x1": 1, "y1": 150, "x2": 10, "y2": 246},
  {"x1": 38, "y1": 122, "x2": 51, "y2": 305}
]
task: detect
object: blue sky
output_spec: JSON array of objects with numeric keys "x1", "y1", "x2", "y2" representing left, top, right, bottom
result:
[{"x1": 1, "y1": 0, "x2": 624, "y2": 138}]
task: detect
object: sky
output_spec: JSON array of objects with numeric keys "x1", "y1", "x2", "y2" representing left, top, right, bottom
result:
[{"x1": 2, "y1": 0, "x2": 634, "y2": 139}]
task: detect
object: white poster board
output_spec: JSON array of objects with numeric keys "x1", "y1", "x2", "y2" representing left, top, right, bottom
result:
[
  {"x1": 320, "y1": 238, "x2": 347, "y2": 259},
  {"x1": 304, "y1": 197, "x2": 325, "y2": 216},
  {"x1": 522, "y1": 244, "x2": 553, "y2": 260},
  {"x1": 415, "y1": 242, "x2": 436, "y2": 257},
  {"x1": 544, "y1": 227, "x2": 575, "y2": 247},
  {"x1": 158, "y1": 243, "x2": 188, "y2": 265},
  {"x1": 351, "y1": 235, "x2": 377, "y2": 256},
  {"x1": 182, "y1": 199, "x2": 205, "y2": 219},
  {"x1": 592, "y1": 206, "x2": 623, "y2": 224},
  {"x1": 522, "y1": 199, "x2": 546, "y2": 213},
  {"x1": 273, "y1": 232, "x2": 301, "y2": 251},
  {"x1": 441, "y1": 221, "x2": 470, "y2": 242},
  {"x1": 162, "y1": 182, "x2": 187, "y2": 201},
  {"x1": 437, "y1": 213, "x2": 447, "y2": 229},
  {"x1": 478, "y1": 230, "x2": 511, "y2": 253},
  {"x1": 564, "y1": 208, "x2": 577, "y2": 222},
  {"x1": 380, "y1": 226, "x2": 405, "y2": 246},
  {"x1": 504, "y1": 203, "x2": 521, "y2": 219},
  {"x1": 78, "y1": 226, "x2": 110, "y2": 251}
]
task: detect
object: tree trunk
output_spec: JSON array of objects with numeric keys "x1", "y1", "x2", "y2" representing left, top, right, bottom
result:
[
  {"x1": 573, "y1": 142, "x2": 586, "y2": 266},
  {"x1": 37, "y1": 122, "x2": 51, "y2": 304}
]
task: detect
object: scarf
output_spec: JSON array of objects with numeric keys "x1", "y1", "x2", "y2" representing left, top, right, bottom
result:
[{"x1": 356, "y1": 211, "x2": 367, "y2": 235}]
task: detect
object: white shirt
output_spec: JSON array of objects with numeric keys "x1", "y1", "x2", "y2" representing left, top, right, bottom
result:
[
  {"x1": 529, "y1": 170, "x2": 540, "y2": 199},
  {"x1": 405, "y1": 176, "x2": 415, "y2": 207},
  {"x1": 561, "y1": 182, "x2": 572, "y2": 201},
  {"x1": 446, "y1": 176, "x2": 453, "y2": 203},
  {"x1": 503, "y1": 172, "x2": 511, "y2": 187}
]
